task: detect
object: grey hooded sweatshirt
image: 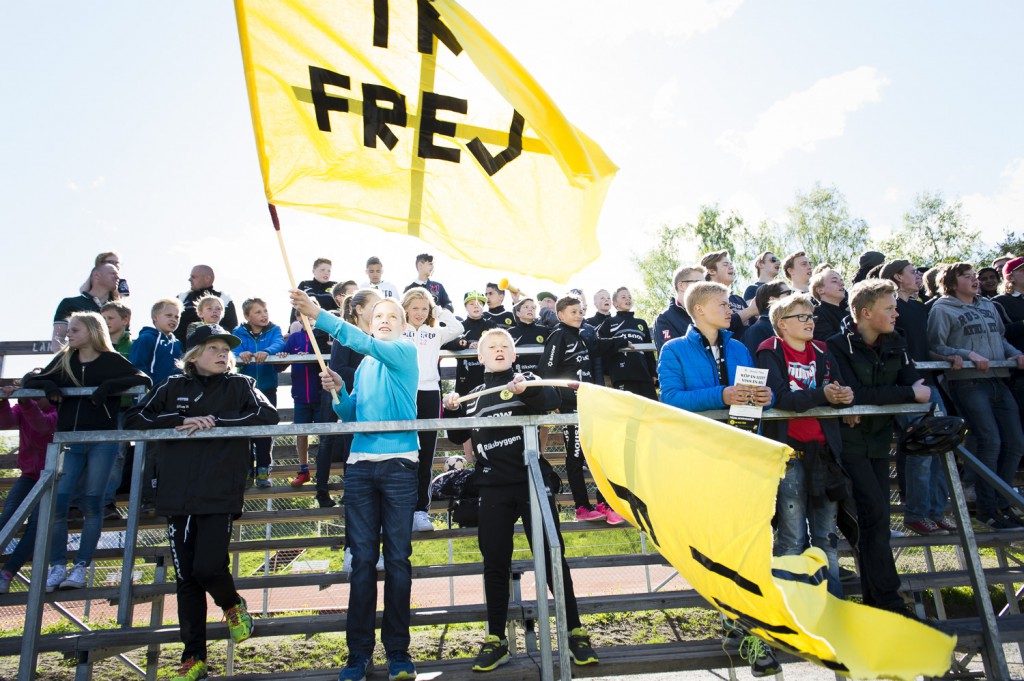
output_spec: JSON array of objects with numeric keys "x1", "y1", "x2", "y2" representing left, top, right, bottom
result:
[{"x1": 927, "y1": 295, "x2": 1021, "y2": 381}]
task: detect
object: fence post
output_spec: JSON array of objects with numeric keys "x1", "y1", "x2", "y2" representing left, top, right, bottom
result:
[
  {"x1": 940, "y1": 449, "x2": 1008, "y2": 677},
  {"x1": 118, "y1": 441, "x2": 147, "y2": 627},
  {"x1": 20, "y1": 442, "x2": 63, "y2": 681}
]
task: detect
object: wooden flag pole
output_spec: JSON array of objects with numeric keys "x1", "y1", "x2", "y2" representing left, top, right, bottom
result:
[
  {"x1": 269, "y1": 204, "x2": 339, "y2": 404},
  {"x1": 454, "y1": 379, "x2": 579, "y2": 405}
]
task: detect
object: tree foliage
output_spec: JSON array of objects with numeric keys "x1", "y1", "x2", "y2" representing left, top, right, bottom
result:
[
  {"x1": 877, "y1": 191, "x2": 980, "y2": 268},
  {"x1": 631, "y1": 222, "x2": 687, "y2": 325},
  {"x1": 785, "y1": 182, "x2": 870, "y2": 276}
]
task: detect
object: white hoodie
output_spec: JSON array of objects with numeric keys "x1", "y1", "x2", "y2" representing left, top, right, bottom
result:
[{"x1": 403, "y1": 307, "x2": 464, "y2": 391}]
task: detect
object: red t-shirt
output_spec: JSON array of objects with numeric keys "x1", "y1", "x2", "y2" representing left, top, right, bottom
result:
[{"x1": 781, "y1": 341, "x2": 826, "y2": 445}]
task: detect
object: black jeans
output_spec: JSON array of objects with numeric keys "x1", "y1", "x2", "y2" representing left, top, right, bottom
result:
[
  {"x1": 251, "y1": 388, "x2": 277, "y2": 472},
  {"x1": 838, "y1": 451, "x2": 902, "y2": 609},
  {"x1": 416, "y1": 389, "x2": 441, "y2": 512},
  {"x1": 316, "y1": 391, "x2": 350, "y2": 495},
  {"x1": 562, "y1": 416, "x2": 605, "y2": 511},
  {"x1": 167, "y1": 514, "x2": 240, "y2": 662},
  {"x1": 478, "y1": 483, "x2": 582, "y2": 637}
]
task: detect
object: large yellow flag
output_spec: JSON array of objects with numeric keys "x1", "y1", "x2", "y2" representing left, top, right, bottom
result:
[
  {"x1": 577, "y1": 384, "x2": 955, "y2": 680},
  {"x1": 235, "y1": 0, "x2": 617, "y2": 283}
]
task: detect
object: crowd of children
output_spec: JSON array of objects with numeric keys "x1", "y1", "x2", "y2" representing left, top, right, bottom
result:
[{"x1": 3, "y1": 246, "x2": 1022, "y2": 679}]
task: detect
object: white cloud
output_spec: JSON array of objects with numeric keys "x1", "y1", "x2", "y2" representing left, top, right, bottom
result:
[
  {"x1": 882, "y1": 187, "x2": 900, "y2": 203},
  {"x1": 962, "y1": 159, "x2": 1024, "y2": 243},
  {"x1": 651, "y1": 78, "x2": 683, "y2": 124},
  {"x1": 66, "y1": 180, "x2": 80, "y2": 192},
  {"x1": 717, "y1": 66, "x2": 890, "y2": 172},
  {"x1": 530, "y1": 0, "x2": 743, "y2": 43}
]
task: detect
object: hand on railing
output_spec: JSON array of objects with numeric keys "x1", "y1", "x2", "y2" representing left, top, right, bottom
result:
[
  {"x1": 966, "y1": 352, "x2": 990, "y2": 372},
  {"x1": 824, "y1": 382, "x2": 853, "y2": 405},
  {"x1": 911, "y1": 379, "x2": 931, "y2": 403},
  {"x1": 176, "y1": 416, "x2": 216, "y2": 436}
]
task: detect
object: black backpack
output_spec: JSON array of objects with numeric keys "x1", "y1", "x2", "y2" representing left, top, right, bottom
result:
[{"x1": 429, "y1": 469, "x2": 480, "y2": 528}]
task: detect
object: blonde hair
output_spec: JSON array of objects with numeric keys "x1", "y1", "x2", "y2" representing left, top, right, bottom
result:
[
  {"x1": 181, "y1": 338, "x2": 237, "y2": 378},
  {"x1": 849, "y1": 279, "x2": 897, "y2": 323},
  {"x1": 151, "y1": 298, "x2": 183, "y2": 318},
  {"x1": 43, "y1": 312, "x2": 114, "y2": 386},
  {"x1": 400, "y1": 287, "x2": 436, "y2": 327},
  {"x1": 373, "y1": 297, "x2": 407, "y2": 328},
  {"x1": 195, "y1": 293, "x2": 224, "y2": 315},
  {"x1": 479, "y1": 327, "x2": 515, "y2": 348},
  {"x1": 672, "y1": 265, "x2": 706, "y2": 292},
  {"x1": 683, "y1": 281, "x2": 729, "y2": 317},
  {"x1": 769, "y1": 293, "x2": 815, "y2": 332}
]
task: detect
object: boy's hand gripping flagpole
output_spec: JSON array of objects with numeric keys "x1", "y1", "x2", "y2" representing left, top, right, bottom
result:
[
  {"x1": 268, "y1": 203, "x2": 339, "y2": 404},
  {"x1": 454, "y1": 379, "x2": 579, "y2": 405}
]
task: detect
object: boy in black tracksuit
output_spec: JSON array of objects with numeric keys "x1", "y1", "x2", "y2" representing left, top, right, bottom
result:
[
  {"x1": 540, "y1": 295, "x2": 627, "y2": 522},
  {"x1": 443, "y1": 328, "x2": 597, "y2": 671},
  {"x1": 508, "y1": 297, "x2": 551, "y2": 375},
  {"x1": 601, "y1": 287, "x2": 657, "y2": 400},
  {"x1": 443, "y1": 291, "x2": 496, "y2": 397}
]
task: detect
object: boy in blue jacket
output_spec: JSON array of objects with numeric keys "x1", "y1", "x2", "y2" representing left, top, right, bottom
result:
[
  {"x1": 233, "y1": 297, "x2": 286, "y2": 487},
  {"x1": 129, "y1": 299, "x2": 183, "y2": 388},
  {"x1": 656, "y1": 282, "x2": 779, "y2": 677}
]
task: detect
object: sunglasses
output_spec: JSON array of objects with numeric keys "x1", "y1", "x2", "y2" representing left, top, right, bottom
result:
[
  {"x1": 781, "y1": 313, "x2": 816, "y2": 323},
  {"x1": 767, "y1": 256, "x2": 780, "y2": 263}
]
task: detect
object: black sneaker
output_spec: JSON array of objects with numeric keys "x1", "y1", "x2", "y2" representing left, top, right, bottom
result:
[
  {"x1": 568, "y1": 627, "x2": 598, "y2": 665},
  {"x1": 739, "y1": 635, "x2": 781, "y2": 677},
  {"x1": 999, "y1": 510, "x2": 1024, "y2": 528},
  {"x1": 977, "y1": 512, "x2": 1019, "y2": 532},
  {"x1": 104, "y1": 504, "x2": 121, "y2": 520},
  {"x1": 471, "y1": 635, "x2": 510, "y2": 672},
  {"x1": 316, "y1": 493, "x2": 336, "y2": 509}
]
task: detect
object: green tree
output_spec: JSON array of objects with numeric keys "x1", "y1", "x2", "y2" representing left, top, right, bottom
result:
[
  {"x1": 876, "y1": 191, "x2": 980, "y2": 267},
  {"x1": 786, "y1": 182, "x2": 870, "y2": 277},
  {"x1": 631, "y1": 222, "x2": 687, "y2": 324}
]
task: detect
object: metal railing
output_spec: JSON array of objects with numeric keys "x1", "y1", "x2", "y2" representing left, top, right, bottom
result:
[{"x1": 2, "y1": 362, "x2": 1023, "y2": 679}]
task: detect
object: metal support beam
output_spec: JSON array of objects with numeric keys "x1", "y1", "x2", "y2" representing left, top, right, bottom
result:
[{"x1": 941, "y1": 450, "x2": 1008, "y2": 678}]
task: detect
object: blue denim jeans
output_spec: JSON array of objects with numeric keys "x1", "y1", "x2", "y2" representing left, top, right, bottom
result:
[
  {"x1": 0, "y1": 475, "x2": 42, "y2": 575},
  {"x1": 343, "y1": 457, "x2": 418, "y2": 656},
  {"x1": 775, "y1": 458, "x2": 842, "y2": 597},
  {"x1": 948, "y1": 379, "x2": 1024, "y2": 517},
  {"x1": 50, "y1": 442, "x2": 119, "y2": 566},
  {"x1": 902, "y1": 386, "x2": 949, "y2": 522}
]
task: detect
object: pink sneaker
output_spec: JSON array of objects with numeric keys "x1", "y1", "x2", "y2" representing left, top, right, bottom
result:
[
  {"x1": 575, "y1": 506, "x2": 605, "y2": 522},
  {"x1": 596, "y1": 502, "x2": 625, "y2": 526}
]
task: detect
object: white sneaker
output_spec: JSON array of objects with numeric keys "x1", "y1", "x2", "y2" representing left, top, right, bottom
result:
[
  {"x1": 60, "y1": 562, "x2": 88, "y2": 590},
  {"x1": 343, "y1": 547, "x2": 353, "y2": 573},
  {"x1": 412, "y1": 510, "x2": 434, "y2": 532},
  {"x1": 376, "y1": 552, "x2": 385, "y2": 572},
  {"x1": 0, "y1": 571, "x2": 12, "y2": 594},
  {"x1": 45, "y1": 565, "x2": 67, "y2": 593}
]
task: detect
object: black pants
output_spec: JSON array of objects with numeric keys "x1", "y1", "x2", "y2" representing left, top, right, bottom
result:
[
  {"x1": 615, "y1": 380, "x2": 658, "y2": 401},
  {"x1": 562, "y1": 418, "x2": 605, "y2": 511},
  {"x1": 478, "y1": 483, "x2": 582, "y2": 637},
  {"x1": 316, "y1": 391, "x2": 350, "y2": 495},
  {"x1": 838, "y1": 451, "x2": 903, "y2": 609},
  {"x1": 416, "y1": 389, "x2": 440, "y2": 512},
  {"x1": 251, "y1": 388, "x2": 277, "y2": 472},
  {"x1": 167, "y1": 514, "x2": 240, "y2": 662}
]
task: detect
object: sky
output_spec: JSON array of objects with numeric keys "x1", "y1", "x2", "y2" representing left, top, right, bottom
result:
[{"x1": 2, "y1": 1, "x2": 1023, "y2": 378}]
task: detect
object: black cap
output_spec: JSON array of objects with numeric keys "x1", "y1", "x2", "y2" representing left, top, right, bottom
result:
[{"x1": 186, "y1": 324, "x2": 241, "y2": 351}]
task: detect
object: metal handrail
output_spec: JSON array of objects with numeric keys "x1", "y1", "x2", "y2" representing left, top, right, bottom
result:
[{"x1": 2, "y1": 396, "x2": 1012, "y2": 679}]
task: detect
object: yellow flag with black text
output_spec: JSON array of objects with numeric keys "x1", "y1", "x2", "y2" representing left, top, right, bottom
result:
[
  {"x1": 235, "y1": 0, "x2": 617, "y2": 283},
  {"x1": 577, "y1": 384, "x2": 955, "y2": 680}
]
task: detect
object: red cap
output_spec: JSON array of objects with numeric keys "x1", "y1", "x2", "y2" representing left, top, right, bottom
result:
[{"x1": 1004, "y1": 257, "x2": 1024, "y2": 278}]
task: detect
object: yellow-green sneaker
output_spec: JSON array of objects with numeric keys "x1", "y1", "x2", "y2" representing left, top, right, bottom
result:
[
  {"x1": 568, "y1": 627, "x2": 599, "y2": 665},
  {"x1": 170, "y1": 657, "x2": 208, "y2": 681},
  {"x1": 225, "y1": 596, "x2": 254, "y2": 643}
]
